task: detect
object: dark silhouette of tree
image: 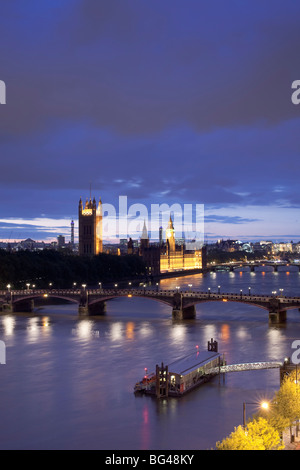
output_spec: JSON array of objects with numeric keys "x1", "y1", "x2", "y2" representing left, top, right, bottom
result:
[{"x1": 0, "y1": 250, "x2": 146, "y2": 289}]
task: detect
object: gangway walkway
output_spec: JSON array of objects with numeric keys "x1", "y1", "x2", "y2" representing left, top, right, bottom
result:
[{"x1": 206, "y1": 361, "x2": 283, "y2": 375}]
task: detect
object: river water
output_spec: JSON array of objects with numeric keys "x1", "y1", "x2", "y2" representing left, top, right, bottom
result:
[{"x1": 0, "y1": 267, "x2": 300, "y2": 450}]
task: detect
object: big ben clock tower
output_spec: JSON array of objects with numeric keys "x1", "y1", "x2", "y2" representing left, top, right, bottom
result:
[{"x1": 78, "y1": 196, "x2": 103, "y2": 256}]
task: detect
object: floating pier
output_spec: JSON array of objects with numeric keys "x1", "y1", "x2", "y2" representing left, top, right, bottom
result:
[
  {"x1": 134, "y1": 339, "x2": 289, "y2": 398},
  {"x1": 134, "y1": 339, "x2": 225, "y2": 398}
]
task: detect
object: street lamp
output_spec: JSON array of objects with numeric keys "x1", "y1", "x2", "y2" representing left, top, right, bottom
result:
[
  {"x1": 248, "y1": 287, "x2": 251, "y2": 296},
  {"x1": 218, "y1": 285, "x2": 221, "y2": 294},
  {"x1": 188, "y1": 284, "x2": 192, "y2": 292},
  {"x1": 26, "y1": 283, "x2": 30, "y2": 291},
  {"x1": 243, "y1": 401, "x2": 270, "y2": 428}
]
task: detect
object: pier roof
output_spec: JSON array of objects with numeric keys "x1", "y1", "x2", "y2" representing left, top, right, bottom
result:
[{"x1": 168, "y1": 349, "x2": 220, "y2": 376}]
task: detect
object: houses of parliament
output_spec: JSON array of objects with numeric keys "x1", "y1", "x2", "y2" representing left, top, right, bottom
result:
[{"x1": 78, "y1": 196, "x2": 206, "y2": 276}]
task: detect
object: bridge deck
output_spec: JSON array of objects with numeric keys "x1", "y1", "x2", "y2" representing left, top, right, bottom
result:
[
  {"x1": 1, "y1": 287, "x2": 300, "y2": 303},
  {"x1": 1, "y1": 289, "x2": 300, "y2": 318}
]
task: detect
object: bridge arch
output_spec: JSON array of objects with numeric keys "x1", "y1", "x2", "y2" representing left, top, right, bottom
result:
[
  {"x1": 86, "y1": 293, "x2": 174, "y2": 317},
  {"x1": 88, "y1": 294, "x2": 173, "y2": 308},
  {"x1": 182, "y1": 298, "x2": 270, "y2": 311},
  {"x1": 12, "y1": 294, "x2": 80, "y2": 306}
]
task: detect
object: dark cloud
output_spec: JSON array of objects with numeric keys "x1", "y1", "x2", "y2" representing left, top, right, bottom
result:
[
  {"x1": 1, "y1": 0, "x2": 300, "y2": 136},
  {"x1": 0, "y1": 1, "x2": 300, "y2": 239},
  {"x1": 0, "y1": 119, "x2": 299, "y2": 216}
]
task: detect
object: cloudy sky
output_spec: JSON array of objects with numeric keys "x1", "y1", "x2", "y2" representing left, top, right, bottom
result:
[{"x1": 0, "y1": 0, "x2": 300, "y2": 243}]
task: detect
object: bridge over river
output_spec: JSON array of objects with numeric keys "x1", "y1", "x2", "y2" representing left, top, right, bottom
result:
[
  {"x1": 208, "y1": 260, "x2": 300, "y2": 273},
  {"x1": 1, "y1": 287, "x2": 300, "y2": 323}
]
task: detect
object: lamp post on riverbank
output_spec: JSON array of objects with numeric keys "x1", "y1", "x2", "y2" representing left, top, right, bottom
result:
[{"x1": 243, "y1": 401, "x2": 270, "y2": 428}]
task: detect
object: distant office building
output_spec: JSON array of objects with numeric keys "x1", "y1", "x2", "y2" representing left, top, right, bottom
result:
[
  {"x1": 11, "y1": 239, "x2": 46, "y2": 252},
  {"x1": 71, "y1": 220, "x2": 75, "y2": 248},
  {"x1": 272, "y1": 242, "x2": 293, "y2": 254},
  {"x1": 57, "y1": 235, "x2": 65, "y2": 248},
  {"x1": 140, "y1": 245, "x2": 161, "y2": 277},
  {"x1": 293, "y1": 243, "x2": 300, "y2": 253},
  {"x1": 159, "y1": 226, "x2": 163, "y2": 246}
]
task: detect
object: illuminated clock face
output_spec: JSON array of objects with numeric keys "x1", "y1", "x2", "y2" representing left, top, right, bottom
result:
[{"x1": 166, "y1": 229, "x2": 173, "y2": 239}]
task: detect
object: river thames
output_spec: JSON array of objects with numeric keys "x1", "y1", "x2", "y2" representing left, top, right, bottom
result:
[{"x1": 0, "y1": 267, "x2": 300, "y2": 450}]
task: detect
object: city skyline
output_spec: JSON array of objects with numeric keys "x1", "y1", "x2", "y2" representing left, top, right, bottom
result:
[{"x1": 1, "y1": 1, "x2": 300, "y2": 243}]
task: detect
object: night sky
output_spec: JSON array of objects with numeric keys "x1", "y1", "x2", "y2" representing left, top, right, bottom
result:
[{"x1": 0, "y1": 0, "x2": 300, "y2": 243}]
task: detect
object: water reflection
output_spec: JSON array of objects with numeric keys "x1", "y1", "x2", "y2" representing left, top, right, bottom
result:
[
  {"x1": 203, "y1": 324, "x2": 217, "y2": 340},
  {"x1": 140, "y1": 403, "x2": 150, "y2": 449},
  {"x1": 74, "y1": 319, "x2": 93, "y2": 340},
  {"x1": 139, "y1": 323, "x2": 153, "y2": 339},
  {"x1": 170, "y1": 324, "x2": 186, "y2": 343},
  {"x1": 0, "y1": 270, "x2": 300, "y2": 450},
  {"x1": 27, "y1": 317, "x2": 51, "y2": 342},
  {"x1": 267, "y1": 328, "x2": 286, "y2": 360},
  {"x1": 2, "y1": 316, "x2": 15, "y2": 336},
  {"x1": 110, "y1": 322, "x2": 123, "y2": 341},
  {"x1": 221, "y1": 324, "x2": 230, "y2": 342},
  {"x1": 236, "y1": 326, "x2": 251, "y2": 341},
  {"x1": 126, "y1": 322, "x2": 135, "y2": 340}
]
